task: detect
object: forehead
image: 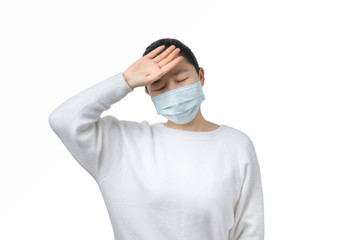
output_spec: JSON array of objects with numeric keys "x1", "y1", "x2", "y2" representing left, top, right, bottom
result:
[{"x1": 150, "y1": 60, "x2": 193, "y2": 87}]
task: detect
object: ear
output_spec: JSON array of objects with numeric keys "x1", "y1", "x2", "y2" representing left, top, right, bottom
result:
[{"x1": 199, "y1": 67, "x2": 205, "y2": 87}]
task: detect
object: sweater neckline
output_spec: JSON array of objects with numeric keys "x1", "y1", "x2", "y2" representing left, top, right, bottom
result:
[{"x1": 154, "y1": 122, "x2": 225, "y2": 139}]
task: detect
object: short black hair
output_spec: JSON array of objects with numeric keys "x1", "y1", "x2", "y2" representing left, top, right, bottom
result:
[{"x1": 142, "y1": 38, "x2": 200, "y2": 92}]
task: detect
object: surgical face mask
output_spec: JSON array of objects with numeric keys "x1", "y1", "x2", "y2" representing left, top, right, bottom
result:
[{"x1": 151, "y1": 72, "x2": 205, "y2": 125}]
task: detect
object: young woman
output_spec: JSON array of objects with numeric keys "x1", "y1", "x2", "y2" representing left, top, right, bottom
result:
[{"x1": 48, "y1": 38, "x2": 265, "y2": 240}]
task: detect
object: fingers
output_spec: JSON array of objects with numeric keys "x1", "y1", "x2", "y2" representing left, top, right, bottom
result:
[
  {"x1": 159, "y1": 56, "x2": 184, "y2": 75},
  {"x1": 152, "y1": 45, "x2": 176, "y2": 63},
  {"x1": 158, "y1": 47, "x2": 180, "y2": 68},
  {"x1": 144, "y1": 45, "x2": 166, "y2": 59}
]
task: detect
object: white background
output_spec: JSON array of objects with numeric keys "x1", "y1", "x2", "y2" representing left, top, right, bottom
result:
[{"x1": 1, "y1": 0, "x2": 359, "y2": 239}]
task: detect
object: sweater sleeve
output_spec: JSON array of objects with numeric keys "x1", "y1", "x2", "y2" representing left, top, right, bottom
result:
[
  {"x1": 231, "y1": 138, "x2": 265, "y2": 240},
  {"x1": 48, "y1": 72, "x2": 134, "y2": 182}
]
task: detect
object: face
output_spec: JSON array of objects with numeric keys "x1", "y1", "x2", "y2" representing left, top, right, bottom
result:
[{"x1": 145, "y1": 58, "x2": 204, "y2": 97}]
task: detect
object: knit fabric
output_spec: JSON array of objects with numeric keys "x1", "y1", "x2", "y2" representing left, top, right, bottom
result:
[{"x1": 48, "y1": 72, "x2": 265, "y2": 240}]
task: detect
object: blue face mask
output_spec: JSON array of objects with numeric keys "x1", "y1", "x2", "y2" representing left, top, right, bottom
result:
[{"x1": 151, "y1": 73, "x2": 205, "y2": 125}]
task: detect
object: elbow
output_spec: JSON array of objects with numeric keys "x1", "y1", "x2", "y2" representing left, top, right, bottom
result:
[
  {"x1": 48, "y1": 109, "x2": 59, "y2": 132},
  {"x1": 48, "y1": 107, "x2": 94, "y2": 140},
  {"x1": 48, "y1": 108, "x2": 69, "y2": 134}
]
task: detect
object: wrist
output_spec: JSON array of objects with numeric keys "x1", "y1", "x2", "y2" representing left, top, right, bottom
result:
[{"x1": 123, "y1": 72, "x2": 135, "y2": 89}]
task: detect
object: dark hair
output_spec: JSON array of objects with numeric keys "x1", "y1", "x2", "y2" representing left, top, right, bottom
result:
[{"x1": 142, "y1": 38, "x2": 200, "y2": 92}]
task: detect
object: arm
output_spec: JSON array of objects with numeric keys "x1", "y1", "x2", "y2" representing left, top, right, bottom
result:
[
  {"x1": 48, "y1": 72, "x2": 134, "y2": 181},
  {"x1": 48, "y1": 45, "x2": 184, "y2": 182},
  {"x1": 231, "y1": 139, "x2": 265, "y2": 240}
]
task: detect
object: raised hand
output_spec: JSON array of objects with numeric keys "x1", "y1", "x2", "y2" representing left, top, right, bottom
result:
[{"x1": 123, "y1": 45, "x2": 184, "y2": 89}]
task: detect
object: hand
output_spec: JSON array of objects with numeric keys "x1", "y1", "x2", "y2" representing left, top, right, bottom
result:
[{"x1": 123, "y1": 45, "x2": 184, "y2": 89}]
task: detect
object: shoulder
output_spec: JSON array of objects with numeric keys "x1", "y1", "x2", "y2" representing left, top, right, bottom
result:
[
  {"x1": 219, "y1": 124, "x2": 258, "y2": 163},
  {"x1": 221, "y1": 124, "x2": 253, "y2": 146},
  {"x1": 221, "y1": 126, "x2": 260, "y2": 182}
]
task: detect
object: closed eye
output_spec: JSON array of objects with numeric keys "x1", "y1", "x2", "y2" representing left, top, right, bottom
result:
[
  {"x1": 154, "y1": 86, "x2": 165, "y2": 91},
  {"x1": 177, "y1": 78, "x2": 187, "y2": 82},
  {"x1": 154, "y1": 78, "x2": 188, "y2": 91}
]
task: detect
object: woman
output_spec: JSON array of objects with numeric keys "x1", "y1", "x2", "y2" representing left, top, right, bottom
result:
[{"x1": 48, "y1": 38, "x2": 265, "y2": 240}]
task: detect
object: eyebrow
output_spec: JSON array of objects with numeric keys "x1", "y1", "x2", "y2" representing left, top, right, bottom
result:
[{"x1": 150, "y1": 69, "x2": 189, "y2": 86}]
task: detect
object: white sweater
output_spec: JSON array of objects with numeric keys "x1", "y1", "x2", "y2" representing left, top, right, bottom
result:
[{"x1": 48, "y1": 72, "x2": 265, "y2": 240}]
